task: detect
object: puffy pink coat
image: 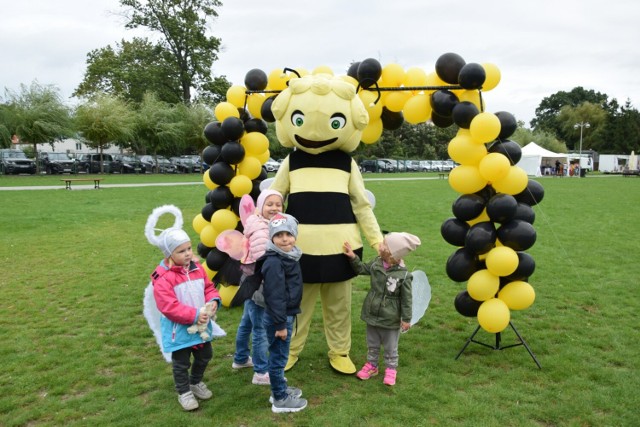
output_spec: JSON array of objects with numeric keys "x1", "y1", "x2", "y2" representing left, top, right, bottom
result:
[{"x1": 243, "y1": 214, "x2": 269, "y2": 264}]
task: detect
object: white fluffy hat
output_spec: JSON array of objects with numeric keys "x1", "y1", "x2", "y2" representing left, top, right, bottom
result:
[
  {"x1": 385, "y1": 232, "x2": 421, "y2": 260},
  {"x1": 145, "y1": 205, "x2": 191, "y2": 258}
]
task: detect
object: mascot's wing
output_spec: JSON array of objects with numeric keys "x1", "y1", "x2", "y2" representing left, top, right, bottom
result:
[
  {"x1": 239, "y1": 194, "x2": 255, "y2": 228},
  {"x1": 143, "y1": 282, "x2": 172, "y2": 362},
  {"x1": 215, "y1": 230, "x2": 247, "y2": 261},
  {"x1": 410, "y1": 270, "x2": 432, "y2": 326}
]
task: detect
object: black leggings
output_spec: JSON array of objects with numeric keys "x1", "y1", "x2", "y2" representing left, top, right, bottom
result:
[{"x1": 171, "y1": 342, "x2": 213, "y2": 394}]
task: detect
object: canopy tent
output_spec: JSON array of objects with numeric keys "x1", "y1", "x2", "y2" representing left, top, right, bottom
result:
[{"x1": 516, "y1": 142, "x2": 568, "y2": 176}]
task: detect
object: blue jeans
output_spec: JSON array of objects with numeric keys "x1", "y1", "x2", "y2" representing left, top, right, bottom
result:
[
  {"x1": 233, "y1": 299, "x2": 268, "y2": 374},
  {"x1": 263, "y1": 312, "x2": 294, "y2": 401}
]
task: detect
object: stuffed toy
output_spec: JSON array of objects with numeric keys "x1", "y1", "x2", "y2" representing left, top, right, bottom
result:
[
  {"x1": 269, "y1": 74, "x2": 384, "y2": 374},
  {"x1": 186, "y1": 301, "x2": 218, "y2": 340}
]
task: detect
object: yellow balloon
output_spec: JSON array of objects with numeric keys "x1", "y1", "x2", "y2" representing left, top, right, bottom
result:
[
  {"x1": 256, "y1": 149, "x2": 270, "y2": 165},
  {"x1": 448, "y1": 165, "x2": 488, "y2": 194},
  {"x1": 458, "y1": 90, "x2": 485, "y2": 111},
  {"x1": 246, "y1": 93, "x2": 265, "y2": 119},
  {"x1": 448, "y1": 133, "x2": 488, "y2": 165},
  {"x1": 425, "y1": 71, "x2": 447, "y2": 87},
  {"x1": 380, "y1": 63, "x2": 405, "y2": 87},
  {"x1": 214, "y1": 102, "x2": 240, "y2": 121},
  {"x1": 403, "y1": 93, "x2": 431, "y2": 124},
  {"x1": 404, "y1": 67, "x2": 428, "y2": 87},
  {"x1": 467, "y1": 269, "x2": 500, "y2": 301},
  {"x1": 313, "y1": 65, "x2": 334, "y2": 75},
  {"x1": 202, "y1": 264, "x2": 217, "y2": 280},
  {"x1": 467, "y1": 209, "x2": 490, "y2": 227},
  {"x1": 226, "y1": 85, "x2": 246, "y2": 108},
  {"x1": 192, "y1": 214, "x2": 209, "y2": 234},
  {"x1": 237, "y1": 155, "x2": 262, "y2": 180},
  {"x1": 268, "y1": 69, "x2": 290, "y2": 91},
  {"x1": 211, "y1": 209, "x2": 238, "y2": 232},
  {"x1": 470, "y1": 112, "x2": 501, "y2": 144},
  {"x1": 477, "y1": 298, "x2": 510, "y2": 333},
  {"x1": 481, "y1": 63, "x2": 501, "y2": 91},
  {"x1": 384, "y1": 90, "x2": 411, "y2": 112},
  {"x1": 199, "y1": 224, "x2": 219, "y2": 247},
  {"x1": 492, "y1": 166, "x2": 529, "y2": 195},
  {"x1": 498, "y1": 281, "x2": 536, "y2": 310},
  {"x1": 478, "y1": 152, "x2": 511, "y2": 182},
  {"x1": 358, "y1": 90, "x2": 383, "y2": 120},
  {"x1": 485, "y1": 246, "x2": 519, "y2": 276},
  {"x1": 218, "y1": 285, "x2": 239, "y2": 307},
  {"x1": 361, "y1": 118, "x2": 383, "y2": 144},
  {"x1": 241, "y1": 132, "x2": 269, "y2": 156},
  {"x1": 203, "y1": 169, "x2": 217, "y2": 190},
  {"x1": 229, "y1": 174, "x2": 253, "y2": 197}
]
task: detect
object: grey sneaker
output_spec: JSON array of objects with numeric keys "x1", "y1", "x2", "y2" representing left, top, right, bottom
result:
[
  {"x1": 178, "y1": 391, "x2": 199, "y2": 411},
  {"x1": 232, "y1": 356, "x2": 254, "y2": 369},
  {"x1": 271, "y1": 393, "x2": 307, "y2": 413},
  {"x1": 190, "y1": 382, "x2": 212, "y2": 400},
  {"x1": 269, "y1": 386, "x2": 302, "y2": 404}
]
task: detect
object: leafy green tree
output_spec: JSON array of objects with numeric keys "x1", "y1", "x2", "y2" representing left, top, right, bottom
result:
[
  {"x1": 3, "y1": 82, "x2": 74, "y2": 170},
  {"x1": 173, "y1": 102, "x2": 213, "y2": 155},
  {"x1": 0, "y1": 103, "x2": 16, "y2": 148},
  {"x1": 531, "y1": 87, "x2": 612, "y2": 133},
  {"x1": 557, "y1": 103, "x2": 607, "y2": 152},
  {"x1": 598, "y1": 99, "x2": 640, "y2": 154},
  {"x1": 511, "y1": 124, "x2": 567, "y2": 153},
  {"x1": 74, "y1": 38, "x2": 183, "y2": 104},
  {"x1": 75, "y1": 94, "x2": 136, "y2": 172},
  {"x1": 120, "y1": 0, "x2": 230, "y2": 104},
  {"x1": 135, "y1": 92, "x2": 185, "y2": 166}
]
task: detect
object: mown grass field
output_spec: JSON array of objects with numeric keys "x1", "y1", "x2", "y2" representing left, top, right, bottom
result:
[{"x1": 1, "y1": 173, "x2": 638, "y2": 426}]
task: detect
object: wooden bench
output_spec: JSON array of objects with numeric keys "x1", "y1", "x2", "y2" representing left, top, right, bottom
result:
[
  {"x1": 61, "y1": 178, "x2": 104, "y2": 190},
  {"x1": 439, "y1": 172, "x2": 449, "y2": 180}
]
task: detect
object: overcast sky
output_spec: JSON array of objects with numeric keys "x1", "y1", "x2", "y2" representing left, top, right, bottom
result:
[{"x1": 2, "y1": 0, "x2": 639, "y2": 125}]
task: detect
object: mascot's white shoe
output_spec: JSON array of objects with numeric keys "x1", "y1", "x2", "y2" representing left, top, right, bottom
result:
[{"x1": 330, "y1": 355, "x2": 356, "y2": 374}]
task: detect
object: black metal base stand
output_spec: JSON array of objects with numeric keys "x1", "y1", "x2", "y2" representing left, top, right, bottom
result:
[{"x1": 455, "y1": 321, "x2": 541, "y2": 369}]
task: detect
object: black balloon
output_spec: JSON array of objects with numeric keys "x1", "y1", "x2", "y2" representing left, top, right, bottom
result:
[
  {"x1": 441, "y1": 217, "x2": 470, "y2": 247},
  {"x1": 208, "y1": 186, "x2": 234, "y2": 209},
  {"x1": 202, "y1": 144, "x2": 222, "y2": 165},
  {"x1": 446, "y1": 248, "x2": 479, "y2": 282},
  {"x1": 381, "y1": 107, "x2": 404, "y2": 130},
  {"x1": 514, "y1": 180, "x2": 545, "y2": 206},
  {"x1": 221, "y1": 117, "x2": 245, "y2": 141},
  {"x1": 486, "y1": 193, "x2": 518, "y2": 223},
  {"x1": 513, "y1": 202, "x2": 535, "y2": 224},
  {"x1": 201, "y1": 202, "x2": 215, "y2": 222},
  {"x1": 474, "y1": 185, "x2": 497, "y2": 203},
  {"x1": 430, "y1": 90, "x2": 459, "y2": 117},
  {"x1": 203, "y1": 121, "x2": 226, "y2": 145},
  {"x1": 452, "y1": 194, "x2": 486, "y2": 221},
  {"x1": 488, "y1": 140, "x2": 522, "y2": 165},
  {"x1": 347, "y1": 61, "x2": 360, "y2": 80},
  {"x1": 504, "y1": 252, "x2": 536, "y2": 281},
  {"x1": 430, "y1": 110, "x2": 454, "y2": 128},
  {"x1": 454, "y1": 290, "x2": 482, "y2": 317},
  {"x1": 221, "y1": 141, "x2": 245, "y2": 165},
  {"x1": 497, "y1": 220, "x2": 537, "y2": 251},
  {"x1": 208, "y1": 162, "x2": 235, "y2": 186},
  {"x1": 357, "y1": 58, "x2": 382, "y2": 89},
  {"x1": 496, "y1": 111, "x2": 517, "y2": 140},
  {"x1": 458, "y1": 63, "x2": 486, "y2": 90},
  {"x1": 250, "y1": 179, "x2": 262, "y2": 199},
  {"x1": 244, "y1": 68, "x2": 268, "y2": 91},
  {"x1": 197, "y1": 242, "x2": 212, "y2": 259},
  {"x1": 244, "y1": 118, "x2": 268, "y2": 134},
  {"x1": 435, "y1": 52, "x2": 466, "y2": 84},
  {"x1": 465, "y1": 222, "x2": 497, "y2": 255},
  {"x1": 451, "y1": 101, "x2": 479, "y2": 129},
  {"x1": 206, "y1": 247, "x2": 229, "y2": 271},
  {"x1": 260, "y1": 96, "x2": 277, "y2": 122}
]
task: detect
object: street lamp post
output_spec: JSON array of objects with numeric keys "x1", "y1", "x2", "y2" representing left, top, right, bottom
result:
[{"x1": 574, "y1": 121, "x2": 590, "y2": 176}]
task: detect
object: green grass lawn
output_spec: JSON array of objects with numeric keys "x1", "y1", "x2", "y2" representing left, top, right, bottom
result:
[{"x1": 1, "y1": 174, "x2": 638, "y2": 426}]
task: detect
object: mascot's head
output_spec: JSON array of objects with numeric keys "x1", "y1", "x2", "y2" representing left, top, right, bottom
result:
[{"x1": 271, "y1": 74, "x2": 369, "y2": 154}]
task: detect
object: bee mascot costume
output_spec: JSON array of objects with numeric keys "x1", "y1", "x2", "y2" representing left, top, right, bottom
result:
[{"x1": 269, "y1": 74, "x2": 383, "y2": 374}]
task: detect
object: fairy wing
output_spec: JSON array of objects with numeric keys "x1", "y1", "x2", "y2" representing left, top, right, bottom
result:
[
  {"x1": 215, "y1": 230, "x2": 247, "y2": 261},
  {"x1": 410, "y1": 270, "x2": 431, "y2": 326},
  {"x1": 239, "y1": 194, "x2": 256, "y2": 228}
]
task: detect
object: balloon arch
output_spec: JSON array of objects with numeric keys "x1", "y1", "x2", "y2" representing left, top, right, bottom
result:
[{"x1": 191, "y1": 52, "x2": 544, "y2": 343}]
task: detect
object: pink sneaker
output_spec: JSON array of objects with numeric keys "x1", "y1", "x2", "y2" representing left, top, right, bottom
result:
[
  {"x1": 356, "y1": 362, "x2": 379, "y2": 380},
  {"x1": 383, "y1": 368, "x2": 397, "y2": 386}
]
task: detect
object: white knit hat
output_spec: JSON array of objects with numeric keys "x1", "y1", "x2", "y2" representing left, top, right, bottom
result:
[
  {"x1": 144, "y1": 205, "x2": 191, "y2": 258},
  {"x1": 158, "y1": 228, "x2": 191, "y2": 258},
  {"x1": 385, "y1": 232, "x2": 421, "y2": 260}
]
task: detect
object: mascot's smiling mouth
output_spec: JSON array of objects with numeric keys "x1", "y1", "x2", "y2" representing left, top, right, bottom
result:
[{"x1": 295, "y1": 135, "x2": 337, "y2": 149}]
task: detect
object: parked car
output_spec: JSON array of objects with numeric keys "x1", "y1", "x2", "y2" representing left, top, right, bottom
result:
[
  {"x1": 38, "y1": 152, "x2": 76, "y2": 174},
  {"x1": 0, "y1": 149, "x2": 37, "y2": 175},
  {"x1": 419, "y1": 160, "x2": 435, "y2": 172},
  {"x1": 139, "y1": 155, "x2": 177, "y2": 174},
  {"x1": 360, "y1": 159, "x2": 395, "y2": 173},
  {"x1": 264, "y1": 158, "x2": 280, "y2": 172},
  {"x1": 77, "y1": 153, "x2": 114, "y2": 174},
  {"x1": 181, "y1": 155, "x2": 203, "y2": 173},
  {"x1": 405, "y1": 160, "x2": 421, "y2": 172},
  {"x1": 113, "y1": 154, "x2": 145, "y2": 174},
  {"x1": 170, "y1": 156, "x2": 202, "y2": 173},
  {"x1": 380, "y1": 159, "x2": 405, "y2": 172}
]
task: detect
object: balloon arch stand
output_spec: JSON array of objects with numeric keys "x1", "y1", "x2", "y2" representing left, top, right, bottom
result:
[{"x1": 196, "y1": 53, "x2": 545, "y2": 371}]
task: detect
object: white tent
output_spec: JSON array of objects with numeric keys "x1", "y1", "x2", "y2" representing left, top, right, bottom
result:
[{"x1": 517, "y1": 142, "x2": 568, "y2": 176}]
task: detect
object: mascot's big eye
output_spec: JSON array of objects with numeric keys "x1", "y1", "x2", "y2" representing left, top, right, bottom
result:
[
  {"x1": 329, "y1": 113, "x2": 346, "y2": 130},
  {"x1": 291, "y1": 110, "x2": 305, "y2": 127}
]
